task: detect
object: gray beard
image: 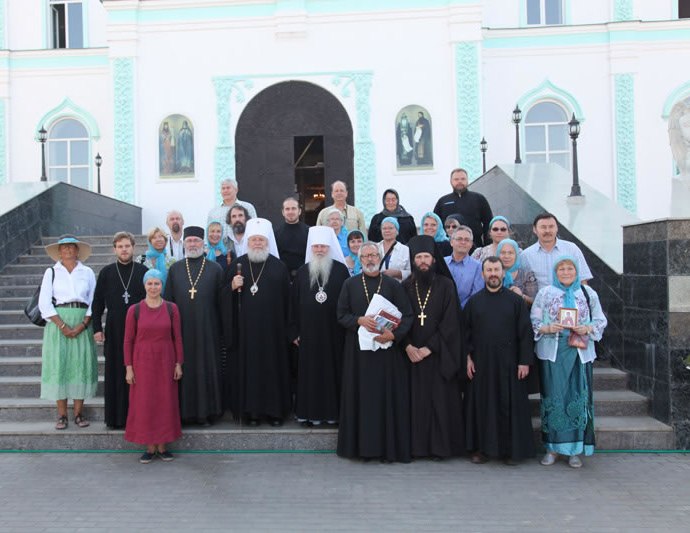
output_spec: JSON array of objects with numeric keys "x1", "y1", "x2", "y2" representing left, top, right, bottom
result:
[
  {"x1": 247, "y1": 248, "x2": 270, "y2": 263},
  {"x1": 309, "y1": 255, "x2": 333, "y2": 289},
  {"x1": 186, "y1": 248, "x2": 204, "y2": 258}
]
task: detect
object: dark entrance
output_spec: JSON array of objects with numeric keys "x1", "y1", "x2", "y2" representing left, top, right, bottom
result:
[{"x1": 235, "y1": 81, "x2": 354, "y2": 226}]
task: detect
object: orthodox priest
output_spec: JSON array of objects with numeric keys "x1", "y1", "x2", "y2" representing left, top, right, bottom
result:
[
  {"x1": 92, "y1": 232, "x2": 147, "y2": 429},
  {"x1": 464, "y1": 256, "x2": 535, "y2": 464},
  {"x1": 224, "y1": 218, "x2": 291, "y2": 426},
  {"x1": 336, "y1": 242, "x2": 414, "y2": 463},
  {"x1": 164, "y1": 226, "x2": 224, "y2": 425},
  {"x1": 275, "y1": 197, "x2": 310, "y2": 281},
  {"x1": 402, "y1": 236, "x2": 465, "y2": 459},
  {"x1": 290, "y1": 226, "x2": 349, "y2": 426}
]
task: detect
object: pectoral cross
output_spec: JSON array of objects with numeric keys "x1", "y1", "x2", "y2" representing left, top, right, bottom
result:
[
  {"x1": 122, "y1": 290, "x2": 130, "y2": 305},
  {"x1": 189, "y1": 287, "x2": 197, "y2": 300},
  {"x1": 418, "y1": 311, "x2": 427, "y2": 326}
]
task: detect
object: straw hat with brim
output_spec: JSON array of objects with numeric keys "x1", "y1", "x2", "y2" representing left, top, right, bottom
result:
[{"x1": 45, "y1": 235, "x2": 92, "y2": 262}]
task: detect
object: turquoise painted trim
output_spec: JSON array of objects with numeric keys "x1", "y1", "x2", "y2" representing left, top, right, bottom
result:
[
  {"x1": 520, "y1": 0, "x2": 571, "y2": 27},
  {"x1": 613, "y1": 0, "x2": 633, "y2": 21},
  {"x1": 0, "y1": 99, "x2": 6, "y2": 185},
  {"x1": 9, "y1": 53, "x2": 109, "y2": 70},
  {"x1": 35, "y1": 97, "x2": 101, "y2": 141},
  {"x1": 112, "y1": 58, "x2": 135, "y2": 204},
  {"x1": 42, "y1": 1, "x2": 48, "y2": 49},
  {"x1": 661, "y1": 81, "x2": 690, "y2": 118},
  {"x1": 454, "y1": 42, "x2": 482, "y2": 180},
  {"x1": 517, "y1": 79, "x2": 585, "y2": 121},
  {"x1": 614, "y1": 73, "x2": 636, "y2": 213},
  {"x1": 0, "y1": 0, "x2": 6, "y2": 50},
  {"x1": 672, "y1": 0, "x2": 679, "y2": 20},
  {"x1": 81, "y1": 0, "x2": 89, "y2": 48}
]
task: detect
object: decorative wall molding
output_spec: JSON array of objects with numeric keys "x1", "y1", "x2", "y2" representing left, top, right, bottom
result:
[
  {"x1": 112, "y1": 57, "x2": 135, "y2": 204},
  {"x1": 0, "y1": 99, "x2": 6, "y2": 185},
  {"x1": 613, "y1": 0, "x2": 634, "y2": 22},
  {"x1": 0, "y1": 0, "x2": 6, "y2": 50},
  {"x1": 35, "y1": 97, "x2": 101, "y2": 140},
  {"x1": 614, "y1": 73, "x2": 637, "y2": 213},
  {"x1": 517, "y1": 79, "x2": 585, "y2": 120},
  {"x1": 454, "y1": 41, "x2": 482, "y2": 179},
  {"x1": 662, "y1": 81, "x2": 690, "y2": 119}
]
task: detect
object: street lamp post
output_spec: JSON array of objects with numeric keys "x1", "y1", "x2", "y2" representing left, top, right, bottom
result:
[
  {"x1": 568, "y1": 113, "x2": 582, "y2": 197},
  {"x1": 512, "y1": 105, "x2": 522, "y2": 164},
  {"x1": 95, "y1": 153, "x2": 103, "y2": 194},
  {"x1": 38, "y1": 127, "x2": 48, "y2": 182},
  {"x1": 480, "y1": 137, "x2": 488, "y2": 173}
]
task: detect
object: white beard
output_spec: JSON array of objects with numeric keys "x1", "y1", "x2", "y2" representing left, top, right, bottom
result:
[
  {"x1": 309, "y1": 255, "x2": 333, "y2": 289},
  {"x1": 247, "y1": 248, "x2": 270, "y2": 263},
  {"x1": 186, "y1": 247, "x2": 204, "y2": 258}
]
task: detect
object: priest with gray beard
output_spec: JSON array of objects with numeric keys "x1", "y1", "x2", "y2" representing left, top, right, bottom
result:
[
  {"x1": 164, "y1": 226, "x2": 224, "y2": 425},
  {"x1": 223, "y1": 218, "x2": 291, "y2": 426},
  {"x1": 289, "y1": 226, "x2": 350, "y2": 427}
]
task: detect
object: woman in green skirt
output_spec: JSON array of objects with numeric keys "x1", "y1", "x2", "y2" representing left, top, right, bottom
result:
[
  {"x1": 530, "y1": 256, "x2": 607, "y2": 468},
  {"x1": 38, "y1": 235, "x2": 98, "y2": 430}
]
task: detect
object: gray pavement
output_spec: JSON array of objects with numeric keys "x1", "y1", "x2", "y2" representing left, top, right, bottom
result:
[{"x1": 0, "y1": 452, "x2": 688, "y2": 532}]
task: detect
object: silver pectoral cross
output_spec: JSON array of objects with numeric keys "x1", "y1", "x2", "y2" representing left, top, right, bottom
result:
[{"x1": 123, "y1": 290, "x2": 130, "y2": 305}]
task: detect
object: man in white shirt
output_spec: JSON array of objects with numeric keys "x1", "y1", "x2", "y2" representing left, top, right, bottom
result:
[
  {"x1": 165, "y1": 210, "x2": 185, "y2": 260},
  {"x1": 521, "y1": 212, "x2": 593, "y2": 290},
  {"x1": 207, "y1": 179, "x2": 257, "y2": 240},
  {"x1": 315, "y1": 180, "x2": 367, "y2": 235},
  {"x1": 225, "y1": 204, "x2": 250, "y2": 257}
]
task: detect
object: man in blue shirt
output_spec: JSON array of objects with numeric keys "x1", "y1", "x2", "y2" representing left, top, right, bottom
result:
[{"x1": 444, "y1": 226, "x2": 484, "y2": 308}]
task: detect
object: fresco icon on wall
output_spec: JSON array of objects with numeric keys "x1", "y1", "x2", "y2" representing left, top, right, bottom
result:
[
  {"x1": 395, "y1": 105, "x2": 433, "y2": 170},
  {"x1": 159, "y1": 114, "x2": 195, "y2": 178}
]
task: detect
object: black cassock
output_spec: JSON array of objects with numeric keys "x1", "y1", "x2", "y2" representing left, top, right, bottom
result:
[
  {"x1": 164, "y1": 256, "x2": 224, "y2": 423},
  {"x1": 464, "y1": 287, "x2": 535, "y2": 460},
  {"x1": 275, "y1": 222, "x2": 309, "y2": 279},
  {"x1": 92, "y1": 261, "x2": 147, "y2": 428},
  {"x1": 222, "y1": 255, "x2": 291, "y2": 420},
  {"x1": 402, "y1": 274, "x2": 465, "y2": 458},
  {"x1": 336, "y1": 274, "x2": 413, "y2": 462},
  {"x1": 289, "y1": 260, "x2": 349, "y2": 423}
]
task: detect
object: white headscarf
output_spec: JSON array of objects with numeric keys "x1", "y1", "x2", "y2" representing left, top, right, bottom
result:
[
  {"x1": 305, "y1": 226, "x2": 346, "y2": 264},
  {"x1": 244, "y1": 218, "x2": 280, "y2": 259}
]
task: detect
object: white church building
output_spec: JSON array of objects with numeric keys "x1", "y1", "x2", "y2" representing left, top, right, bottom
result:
[{"x1": 1, "y1": 0, "x2": 690, "y2": 230}]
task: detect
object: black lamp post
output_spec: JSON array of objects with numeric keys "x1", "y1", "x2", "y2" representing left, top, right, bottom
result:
[
  {"x1": 512, "y1": 105, "x2": 522, "y2": 164},
  {"x1": 38, "y1": 126, "x2": 48, "y2": 181},
  {"x1": 95, "y1": 153, "x2": 102, "y2": 194},
  {"x1": 480, "y1": 137, "x2": 488, "y2": 173},
  {"x1": 568, "y1": 113, "x2": 582, "y2": 197}
]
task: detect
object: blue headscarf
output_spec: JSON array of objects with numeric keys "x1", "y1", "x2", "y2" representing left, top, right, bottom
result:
[
  {"x1": 347, "y1": 230, "x2": 363, "y2": 275},
  {"x1": 489, "y1": 215, "x2": 510, "y2": 229},
  {"x1": 551, "y1": 255, "x2": 581, "y2": 308},
  {"x1": 145, "y1": 241, "x2": 169, "y2": 287},
  {"x1": 422, "y1": 212, "x2": 448, "y2": 243},
  {"x1": 496, "y1": 239, "x2": 521, "y2": 288},
  {"x1": 381, "y1": 216, "x2": 400, "y2": 232},
  {"x1": 143, "y1": 269, "x2": 164, "y2": 283},
  {"x1": 205, "y1": 221, "x2": 228, "y2": 261}
]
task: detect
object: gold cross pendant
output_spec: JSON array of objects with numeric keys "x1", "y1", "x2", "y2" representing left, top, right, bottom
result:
[{"x1": 189, "y1": 287, "x2": 197, "y2": 300}]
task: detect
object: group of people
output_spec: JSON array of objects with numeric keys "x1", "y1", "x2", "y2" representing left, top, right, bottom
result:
[{"x1": 37, "y1": 170, "x2": 606, "y2": 467}]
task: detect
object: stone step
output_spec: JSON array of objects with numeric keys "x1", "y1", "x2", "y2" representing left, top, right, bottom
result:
[
  {"x1": 0, "y1": 275, "x2": 44, "y2": 287},
  {"x1": 590, "y1": 366, "x2": 629, "y2": 391},
  {"x1": 0, "y1": 324, "x2": 48, "y2": 340},
  {"x1": 0, "y1": 397, "x2": 105, "y2": 422},
  {"x1": 0, "y1": 376, "x2": 104, "y2": 398},
  {"x1": 0, "y1": 416, "x2": 673, "y2": 451},
  {"x1": 30, "y1": 244, "x2": 147, "y2": 256},
  {"x1": 530, "y1": 390, "x2": 649, "y2": 417},
  {"x1": 0, "y1": 309, "x2": 31, "y2": 325},
  {"x1": 0, "y1": 356, "x2": 105, "y2": 376},
  {"x1": 3, "y1": 263, "x2": 112, "y2": 276},
  {"x1": 15, "y1": 252, "x2": 147, "y2": 265},
  {"x1": 0, "y1": 340, "x2": 104, "y2": 357},
  {"x1": 0, "y1": 297, "x2": 30, "y2": 311},
  {"x1": 41, "y1": 235, "x2": 147, "y2": 246},
  {"x1": 0, "y1": 285, "x2": 41, "y2": 298}
]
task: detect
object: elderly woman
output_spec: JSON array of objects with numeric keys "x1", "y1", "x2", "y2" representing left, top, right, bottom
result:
[
  {"x1": 141, "y1": 226, "x2": 175, "y2": 287},
  {"x1": 531, "y1": 256, "x2": 607, "y2": 469},
  {"x1": 377, "y1": 217, "x2": 411, "y2": 282},
  {"x1": 497, "y1": 239, "x2": 538, "y2": 306},
  {"x1": 124, "y1": 269, "x2": 184, "y2": 463},
  {"x1": 345, "y1": 230, "x2": 364, "y2": 276},
  {"x1": 325, "y1": 207, "x2": 350, "y2": 258},
  {"x1": 368, "y1": 189, "x2": 417, "y2": 244},
  {"x1": 421, "y1": 212, "x2": 452, "y2": 257},
  {"x1": 38, "y1": 235, "x2": 98, "y2": 430},
  {"x1": 443, "y1": 214, "x2": 465, "y2": 239},
  {"x1": 472, "y1": 216, "x2": 515, "y2": 262},
  {"x1": 206, "y1": 221, "x2": 235, "y2": 273}
]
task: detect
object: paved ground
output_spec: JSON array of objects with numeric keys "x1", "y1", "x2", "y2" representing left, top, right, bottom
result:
[{"x1": 0, "y1": 452, "x2": 688, "y2": 532}]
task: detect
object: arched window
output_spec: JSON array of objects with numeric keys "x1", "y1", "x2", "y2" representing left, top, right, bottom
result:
[
  {"x1": 48, "y1": 118, "x2": 90, "y2": 189},
  {"x1": 524, "y1": 101, "x2": 570, "y2": 169}
]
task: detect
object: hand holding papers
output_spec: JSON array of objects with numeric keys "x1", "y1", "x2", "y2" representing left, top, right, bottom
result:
[{"x1": 358, "y1": 294, "x2": 402, "y2": 351}]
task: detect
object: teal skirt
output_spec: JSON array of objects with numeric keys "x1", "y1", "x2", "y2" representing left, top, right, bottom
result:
[
  {"x1": 41, "y1": 308, "x2": 98, "y2": 401},
  {"x1": 539, "y1": 335, "x2": 595, "y2": 456}
]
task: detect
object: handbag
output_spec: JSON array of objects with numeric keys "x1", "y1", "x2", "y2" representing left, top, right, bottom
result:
[
  {"x1": 567, "y1": 331, "x2": 588, "y2": 349},
  {"x1": 24, "y1": 267, "x2": 55, "y2": 327}
]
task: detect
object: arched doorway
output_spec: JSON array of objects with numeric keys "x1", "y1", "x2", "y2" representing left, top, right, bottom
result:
[{"x1": 235, "y1": 81, "x2": 354, "y2": 226}]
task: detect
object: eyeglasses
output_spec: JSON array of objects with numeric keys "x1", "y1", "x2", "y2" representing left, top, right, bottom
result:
[
  {"x1": 360, "y1": 253, "x2": 380, "y2": 260},
  {"x1": 453, "y1": 237, "x2": 472, "y2": 243},
  {"x1": 444, "y1": 224, "x2": 459, "y2": 229},
  {"x1": 491, "y1": 227, "x2": 508, "y2": 232}
]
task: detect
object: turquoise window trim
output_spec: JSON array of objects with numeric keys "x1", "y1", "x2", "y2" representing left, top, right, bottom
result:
[
  {"x1": 614, "y1": 73, "x2": 637, "y2": 213},
  {"x1": 9, "y1": 53, "x2": 109, "y2": 70},
  {"x1": 112, "y1": 57, "x2": 135, "y2": 204},
  {"x1": 35, "y1": 97, "x2": 100, "y2": 141},
  {"x1": 45, "y1": 118, "x2": 93, "y2": 191},
  {"x1": 520, "y1": 0, "x2": 571, "y2": 27},
  {"x1": 41, "y1": 1, "x2": 48, "y2": 49},
  {"x1": 613, "y1": 0, "x2": 633, "y2": 21},
  {"x1": 672, "y1": 0, "x2": 678, "y2": 20},
  {"x1": 81, "y1": 0, "x2": 89, "y2": 48},
  {"x1": 662, "y1": 81, "x2": 690, "y2": 118},
  {"x1": 0, "y1": 0, "x2": 6, "y2": 50},
  {"x1": 517, "y1": 79, "x2": 585, "y2": 121},
  {"x1": 0, "y1": 99, "x2": 6, "y2": 185}
]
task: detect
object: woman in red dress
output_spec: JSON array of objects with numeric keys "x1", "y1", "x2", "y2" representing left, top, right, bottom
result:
[{"x1": 124, "y1": 269, "x2": 184, "y2": 463}]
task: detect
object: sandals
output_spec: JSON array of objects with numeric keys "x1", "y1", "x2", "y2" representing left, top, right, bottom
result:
[
  {"x1": 74, "y1": 414, "x2": 90, "y2": 428},
  {"x1": 55, "y1": 416, "x2": 68, "y2": 430}
]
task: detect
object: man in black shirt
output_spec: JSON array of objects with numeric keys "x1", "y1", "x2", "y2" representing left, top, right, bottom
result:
[
  {"x1": 433, "y1": 168, "x2": 493, "y2": 250},
  {"x1": 274, "y1": 197, "x2": 309, "y2": 282}
]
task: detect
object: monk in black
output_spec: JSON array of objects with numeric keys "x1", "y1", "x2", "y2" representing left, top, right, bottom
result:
[
  {"x1": 464, "y1": 257, "x2": 535, "y2": 463},
  {"x1": 402, "y1": 236, "x2": 465, "y2": 459},
  {"x1": 164, "y1": 226, "x2": 224, "y2": 425},
  {"x1": 92, "y1": 232, "x2": 147, "y2": 429},
  {"x1": 274, "y1": 198, "x2": 309, "y2": 281},
  {"x1": 337, "y1": 242, "x2": 413, "y2": 463}
]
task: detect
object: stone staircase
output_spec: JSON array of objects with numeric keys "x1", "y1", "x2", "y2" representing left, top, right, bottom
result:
[{"x1": 0, "y1": 236, "x2": 675, "y2": 451}]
